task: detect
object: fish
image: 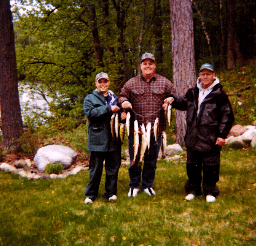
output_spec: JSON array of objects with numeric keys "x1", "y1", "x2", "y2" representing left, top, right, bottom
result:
[
  {"x1": 138, "y1": 124, "x2": 147, "y2": 167},
  {"x1": 110, "y1": 114, "x2": 116, "y2": 140},
  {"x1": 132, "y1": 120, "x2": 139, "y2": 165},
  {"x1": 126, "y1": 111, "x2": 131, "y2": 137},
  {"x1": 161, "y1": 131, "x2": 167, "y2": 158},
  {"x1": 153, "y1": 117, "x2": 159, "y2": 143},
  {"x1": 115, "y1": 113, "x2": 119, "y2": 139},
  {"x1": 167, "y1": 104, "x2": 172, "y2": 127},
  {"x1": 146, "y1": 122, "x2": 151, "y2": 152},
  {"x1": 119, "y1": 123, "x2": 125, "y2": 144}
]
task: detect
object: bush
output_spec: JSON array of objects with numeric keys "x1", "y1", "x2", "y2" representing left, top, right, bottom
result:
[{"x1": 45, "y1": 162, "x2": 64, "y2": 174}]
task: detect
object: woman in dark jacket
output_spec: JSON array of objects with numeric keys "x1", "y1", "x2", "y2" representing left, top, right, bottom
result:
[
  {"x1": 83, "y1": 72, "x2": 121, "y2": 204},
  {"x1": 165, "y1": 63, "x2": 234, "y2": 202}
]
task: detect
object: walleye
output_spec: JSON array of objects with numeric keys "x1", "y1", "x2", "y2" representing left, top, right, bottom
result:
[
  {"x1": 119, "y1": 123, "x2": 125, "y2": 144},
  {"x1": 161, "y1": 131, "x2": 167, "y2": 158},
  {"x1": 115, "y1": 113, "x2": 119, "y2": 139},
  {"x1": 146, "y1": 122, "x2": 151, "y2": 152},
  {"x1": 167, "y1": 104, "x2": 172, "y2": 127},
  {"x1": 138, "y1": 124, "x2": 147, "y2": 167},
  {"x1": 153, "y1": 117, "x2": 159, "y2": 143},
  {"x1": 132, "y1": 120, "x2": 139, "y2": 165},
  {"x1": 110, "y1": 114, "x2": 116, "y2": 140},
  {"x1": 126, "y1": 111, "x2": 131, "y2": 137}
]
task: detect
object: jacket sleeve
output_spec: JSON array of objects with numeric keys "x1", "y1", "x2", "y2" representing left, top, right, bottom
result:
[
  {"x1": 171, "y1": 92, "x2": 190, "y2": 111},
  {"x1": 83, "y1": 95, "x2": 111, "y2": 120},
  {"x1": 217, "y1": 92, "x2": 234, "y2": 139}
]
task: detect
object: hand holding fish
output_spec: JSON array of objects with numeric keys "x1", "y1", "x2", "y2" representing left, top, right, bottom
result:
[
  {"x1": 111, "y1": 105, "x2": 120, "y2": 112},
  {"x1": 121, "y1": 111, "x2": 127, "y2": 120},
  {"x1": 121, "y1": 101, "x2": 132, "y2": 109},
  {"x1": 163, "y1": 97, "x2": 174, "y2": 109}
]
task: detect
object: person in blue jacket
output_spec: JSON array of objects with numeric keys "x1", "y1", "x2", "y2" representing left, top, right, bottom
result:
[{"x1": 83, "y1": 72, "x2": 121, "y2": 204}]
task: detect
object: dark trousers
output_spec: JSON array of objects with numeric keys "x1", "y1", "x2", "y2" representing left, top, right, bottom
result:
[
  {"x1": 128, "y1": 133, "x2": 162, "y2": 189},
  {"x1": 85, "y1": 150, "x2": 121, "y2": 200},
  {"x1": 185, "y1": 149, "x2": 220, "y2": 197}
]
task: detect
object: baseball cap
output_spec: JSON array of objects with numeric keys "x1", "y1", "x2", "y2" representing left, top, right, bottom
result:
[
  {"x1": 95, "y1": 72, "x2": 109, "y2": 82},
  {"x1": 199, "y1": 63, "x2": 214, "y2": 72},
  {"x1": 141, "y1": 52, "x2": 155, "y2": 63}
]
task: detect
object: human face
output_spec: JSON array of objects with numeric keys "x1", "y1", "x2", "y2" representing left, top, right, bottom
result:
[
  {"x1": 140, "y1": 59, "x2": 156, "y2": 79},
  {"x1": 95, "y1": 78, "x2": 110, "y2": 96},
  {"x1": 199, "y1": 69, "x2": 215, "y2": 89}
]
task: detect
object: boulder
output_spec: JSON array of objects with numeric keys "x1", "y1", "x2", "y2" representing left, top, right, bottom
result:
[
  {"x1": 165, "y1": 144, "x2": 183, "y2": 156},
  {"x1": 251, "y1": 135, "x2": 256, "y2": 148},
  {"x1": 241, "y1": 129, "x2": 256, "y2": 143},
  {"x1": 227, "y1": 125, "x2": 247, "y2": 137},
  {"x1": 34, "y1": 145, "x2": 78, "y2": 172},
  {"x1": 0, "y1": 163, "x2": 17, "y2": 173},
  {"x1": 13, "y1": 159, "x2": 27, "y2": 168},
  {"x1": 226, "y1": 135, "x2": 245, "y2": 149}
]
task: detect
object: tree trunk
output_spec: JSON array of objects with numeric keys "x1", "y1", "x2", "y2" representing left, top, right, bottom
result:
[
  {"x1": 154, "y1": 0, "x2": 163, "y2": 74},
  {"x1": 112, "y1": 0, "x2": 131, "y2": 84},
  {"x1": 193, "y1": 0, "x2": 213, "y2": 64},
  {"x1": 226, "y1": 0, "x2": 243, "y2": 69},
  {"x1": 0, "y1": 0, "x2": 23, "y2": 151},
  {"x1": 170, "y1": 0, "x2": 196, "y2": 146},
  {"x1": 88, "y1": 4, "x2": 104, "y2": 68}
]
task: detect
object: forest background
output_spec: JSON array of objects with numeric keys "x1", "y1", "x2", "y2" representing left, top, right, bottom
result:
[{"x1": 9, "y1": 0, "x2": 256, "y2": 133}]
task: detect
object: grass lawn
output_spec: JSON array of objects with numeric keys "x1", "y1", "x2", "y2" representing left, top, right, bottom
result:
[{"x1": 0, "y1": 147, "x2": 256, "y2": 246}]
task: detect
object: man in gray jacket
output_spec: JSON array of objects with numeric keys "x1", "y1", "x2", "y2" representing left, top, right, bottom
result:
[
  {"x1": 165, "y1": 63, "x2": 234, "y2": 202},
  {"x1": 83, "y1": 72, "x2": 121, "y2": 204}
]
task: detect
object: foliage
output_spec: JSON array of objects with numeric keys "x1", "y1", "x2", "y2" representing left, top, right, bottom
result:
[
  {"x1": 45, "y1": 162, "x2": 64, "y2": 174},
  {"x1": 219, "y1": 59, "x2": 256, "y2": 125},
  {"x1": 17, "y1": 128, "x2": 42, "y2": 154},
  {"x1": 10, "y1": 0, "x2": 255, "y2": 128},
  {"x1": 0, "y1": 148, "x2": 256, "y2": 245}
]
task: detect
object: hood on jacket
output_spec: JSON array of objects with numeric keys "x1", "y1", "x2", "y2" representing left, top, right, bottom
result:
[{"x1": 197, "y1": 77, "x2": 220, "y2": 92}]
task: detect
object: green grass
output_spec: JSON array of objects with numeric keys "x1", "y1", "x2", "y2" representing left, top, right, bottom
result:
[{"x1": 1, "y1": 148, "x2": 256, "y2": 246}]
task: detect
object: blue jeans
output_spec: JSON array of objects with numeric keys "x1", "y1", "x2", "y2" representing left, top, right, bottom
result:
[{"x1": 128, "y1": 133, "x2": 162, "y2": 189}]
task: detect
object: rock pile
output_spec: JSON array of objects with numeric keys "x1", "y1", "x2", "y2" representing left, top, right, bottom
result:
[{"x1": 225, "y1": 124, "x2": 256, "y2": 149}]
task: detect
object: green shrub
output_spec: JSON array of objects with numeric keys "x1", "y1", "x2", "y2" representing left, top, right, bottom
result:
[{"x1": 45, "y1": 162, "x2": 64, "y2": 174}]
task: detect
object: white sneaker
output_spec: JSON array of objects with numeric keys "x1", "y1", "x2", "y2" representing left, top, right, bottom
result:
[
  {"x1": 143, "y1": 188, "x2": 156, "y2": 196},
  {"x1": 206, "y1": 195, "x2": 216, "y2": 203},
  {"x1": 185, "y1": 194, "x2": 195, "y2": 201},
  {"x1": 109, "y1": 195, "x2": 117, "y2": 201},
  {"x1": 84, "y1": 197, "x2": 93, "y2": 204},
  {"x1": 128, "y1": 188, "x2": 139, "y2": 197}
]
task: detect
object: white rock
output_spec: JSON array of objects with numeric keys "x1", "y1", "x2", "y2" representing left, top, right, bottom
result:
[
  {"x1": 25, "y1": 159, "x2": 32, "y2": 167},
  {"x1": 33, "y1": 174, "x2": 41, "y2": 180},
  {"x1": 251, "y1": 135, "x2": 256, "y2": 148},
  {"x1": 70, "y1": 166, "x2": 85, "y2": 175},
  {"x1": 227, "y1": 135, "x2": 245, "y2": 149},
  {"x1": 245, "y1": 125, "x2": 256, "y2": 131},
  {"x1": 241, "y1": 129, "x2": 256, "y2": 143},
  {"x1": 50, "y1": 174, "x2": 58, "y2": 179},
  {"x1": 16, "y1": 170, "x2": 28, "y2": 178},
  {"x1": 0, "y1": 163, "x2": 17, "y2": 173},
  {"x1": 58, "y1": 173, "x2": 70, "y2": 179},
  {"x1": 33, "y1": 145, "x2": 78, "y2": 172},
  {"x1": 165, "y1": 144, "x2": 183, "y2": 156}
]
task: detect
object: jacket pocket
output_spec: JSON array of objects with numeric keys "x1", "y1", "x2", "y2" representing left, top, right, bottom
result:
[
  {"x1": 131, "y1": 88, "x2": 144, "y2": 103},
  {"x1": 152, "y1": 87, "x2": 165, "y2": 102},
  {"x1": 90, "y1": 126, "x2": 104, "y2": 145}
]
